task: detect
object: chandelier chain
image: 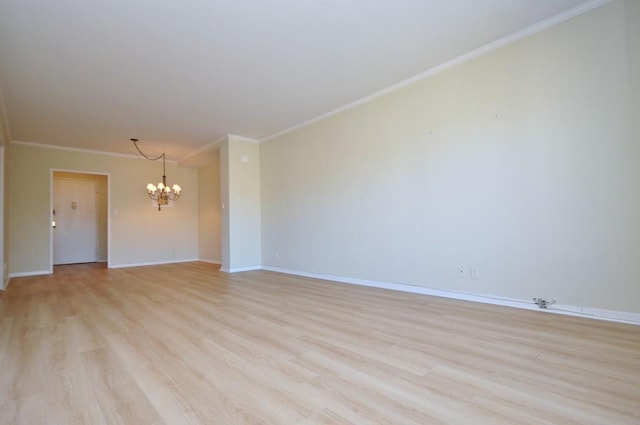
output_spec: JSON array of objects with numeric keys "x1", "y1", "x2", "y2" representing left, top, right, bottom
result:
[
  {"x1": 131, "y1": 138, "x2": 165, "y2": 161},
  {"x1": 131, "y1": 138, "x2": 181, "y2": 211}
]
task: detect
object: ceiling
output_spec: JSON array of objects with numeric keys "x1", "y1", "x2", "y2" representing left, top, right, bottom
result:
[{"x1": 0, "y1": 0, "x2": 598, "y2": 162}]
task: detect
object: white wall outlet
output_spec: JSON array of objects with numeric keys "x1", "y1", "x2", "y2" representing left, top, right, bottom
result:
[
  {"x1": 457, "y1": 266, "x2": 466, "y2": 278},
  {"x1": 470, "y1": 267, "x2": 479, "y2": 280},
  {"x1": 275, "y1": 251, "x2": 280, "y2": 260}
]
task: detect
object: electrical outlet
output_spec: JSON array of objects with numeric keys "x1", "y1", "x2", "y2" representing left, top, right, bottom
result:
[
  {"x1": 470, "y1": 267, "x2": 479, "y2": 280},
  {"x1": 457, "y1": 266, "x2": 466, "y2": 279}
]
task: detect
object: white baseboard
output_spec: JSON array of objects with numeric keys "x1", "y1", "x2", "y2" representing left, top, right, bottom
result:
[
  {"x1": 11, "y1": 262, "x2": 637, "y2": 325},
  {"x1": 8, "y1": 270, "x2": 52, "y2": 278},
  {"x1": 261, "y1": 266, "x2": 640, "y2": 326},
  {"x1": 220, "y1": 265, "x2": 261, "y2": 273},
  {"x1": 545, "y1": 304, "x2": 640, "y2": 324},
  {"x1": 197, "y1": 259, "x2": 221, "y2": 265},
  {"x1": 109, "y1": 258, "x2": 199, "y2": 269}
]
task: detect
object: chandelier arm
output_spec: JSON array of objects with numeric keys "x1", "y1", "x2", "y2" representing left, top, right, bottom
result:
[{"x1": 132, "y1": 139, "x2": 164, "y2": 161}]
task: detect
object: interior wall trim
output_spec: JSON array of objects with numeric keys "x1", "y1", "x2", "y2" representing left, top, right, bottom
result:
[
  {"x1": 108, "y1": 258, "x2": 199, "y2": 269},
  {"x1": 12, "y1": 140, "x2": 179, "y2": 163},
  {"x1": 259, "y1": 0, "x2": 614, "y2": 144},
  {"x1": 197, "y1": 259, "x2": 222, "y2": 265},
  {"x1": 8, "y1": 270, "x2": 51, "y2": 278},
  {"x1": 261, "y1": 265, "x2": 640, "y2": 326},
  {"x1": 220, "y1": 265, "x2": 261, "y2": 273}
]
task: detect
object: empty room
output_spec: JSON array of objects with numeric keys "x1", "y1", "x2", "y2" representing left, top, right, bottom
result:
[{"x1": 0, "y1": 0, "x2": 639, "y2": 424}]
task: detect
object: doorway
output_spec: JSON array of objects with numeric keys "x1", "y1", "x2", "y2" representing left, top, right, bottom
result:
[
  {"x1": 51, "y1": 171, "x2": 109, "y2": 269},
  {"x1": 53, "y1": 178, "x2": 97, "y2": 264}
]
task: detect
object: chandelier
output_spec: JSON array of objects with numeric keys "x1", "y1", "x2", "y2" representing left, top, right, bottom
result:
[{"x1": 131, "y1": 138, "x2": 182, "y2": 211}]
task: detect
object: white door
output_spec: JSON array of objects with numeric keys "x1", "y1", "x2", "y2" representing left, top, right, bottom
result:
[{"x1": 53, "y1": 178, "x2": 97, "y2": 265}]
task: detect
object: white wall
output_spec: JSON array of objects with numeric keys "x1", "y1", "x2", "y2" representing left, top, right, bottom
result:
[
  {"x1": 260, "y1": 1, "x2": 640, "y2": 313},
  {"x1": 197, "y1": 148, "x2": 222, "y2": 263},
  {"x1": 8, "y1": 142, "x2": 199, "y2": 274},
  {"x1": 220, "y1": 136, "x2": 261, "y2": 271}
]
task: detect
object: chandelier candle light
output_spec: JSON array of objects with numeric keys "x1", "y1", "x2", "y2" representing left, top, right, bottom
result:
[{"x1": 131, "y1": 138, "x2": 182, "y2": 211}]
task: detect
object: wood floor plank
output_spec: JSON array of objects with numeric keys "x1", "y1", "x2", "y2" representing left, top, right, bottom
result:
[
  {"x1": 1, "y1": 262, "x2": 639, "y2": 424},
  {"x1": 47, "y1": 366, "x2": 109, "y2": 425}
]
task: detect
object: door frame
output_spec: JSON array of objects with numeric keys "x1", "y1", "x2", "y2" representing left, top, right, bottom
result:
[
  {"x1": 52, "y1": 177, "x2": 98, "y2": 265},
  {"x1": 49, "y1": 169, "x2": 110, "y2": 273}
]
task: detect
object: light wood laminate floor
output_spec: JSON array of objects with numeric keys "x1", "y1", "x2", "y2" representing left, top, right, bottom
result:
[{"x1": 0, "y1": 262, "x2": 638, "y2": 424}]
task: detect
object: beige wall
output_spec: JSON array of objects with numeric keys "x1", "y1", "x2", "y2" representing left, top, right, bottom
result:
[
  {"x1": 53, "y1": 171, "x2": 108, "y2": 262},
  {"x1": 8, "y1": 143, "x2": 199, "y2": 274},
  {"x1": 197, "y1": 148, "x2": 221, "y2": 263},
  {"x1": 260, "y1": 1, "x2": 640, "y2": 313}
]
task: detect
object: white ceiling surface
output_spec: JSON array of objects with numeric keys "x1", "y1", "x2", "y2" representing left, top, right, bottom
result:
[{"x1": 0, "y1": 0, "x2": 595, "y2": 162}]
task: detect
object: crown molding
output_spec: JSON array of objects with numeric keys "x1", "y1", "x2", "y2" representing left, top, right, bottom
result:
[
  {"x1": 11, "y1": 140, "x2": 178, "y2": 163},
  {"x1": 178, "y1": 135, "x2": 227, "y2": 164},
  {"x1": 259, "y1": 0, "x2": 614, "y2": 143},
  {"x1": 227, "y1": 134, "x2": 260, "y2": 143},
  {"x1": 179, "y1": 134, "x2": 260, "y2": 164}
]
